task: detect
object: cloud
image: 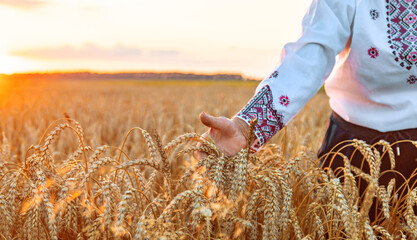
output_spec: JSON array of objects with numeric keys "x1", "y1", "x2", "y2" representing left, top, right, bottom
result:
[
  {"x1": 149, "y1": 50, "x2": 179, "y2": 57},
  {"x1": 0, "y1": 0, "x2": 48, "y2": 9},
  {"x1": 11, "y1": 43, "x2": 165, "y2": 61}
]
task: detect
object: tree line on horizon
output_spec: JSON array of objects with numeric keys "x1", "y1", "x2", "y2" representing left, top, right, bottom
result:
[{"x1": 0, "y1": 71, "x2": 250, "y2": 81}]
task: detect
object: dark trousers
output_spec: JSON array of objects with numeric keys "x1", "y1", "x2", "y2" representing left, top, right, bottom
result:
[{"x1": 317, "y1": 112, "x2": 417, "y2": 223}]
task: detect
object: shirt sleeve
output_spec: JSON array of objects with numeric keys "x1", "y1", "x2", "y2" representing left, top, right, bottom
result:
[{"x1": 235, "y1": 0, "x2": 356, "y2": 151}]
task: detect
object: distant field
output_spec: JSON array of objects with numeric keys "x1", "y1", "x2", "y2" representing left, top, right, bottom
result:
[{"x1": 0, "y1": 79, "x2": 330, "y2": 162}]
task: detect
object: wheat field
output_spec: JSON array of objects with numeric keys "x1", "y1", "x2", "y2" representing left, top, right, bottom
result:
[{"x1": 0, "y1": 79, "x2": 416, "y2": 239}]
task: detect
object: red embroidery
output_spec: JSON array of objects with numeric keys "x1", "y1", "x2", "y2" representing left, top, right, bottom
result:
[
  {"x1": 368, "y1": 47, "x2": 379, "y2": 58},
  {"x1": 407, "y1": 75, "x2": 417, "y2": 84},
  {"x1": 404, "y1": 12, "x2": 417, "y2": 25},
  {"x1": 370, "y1": 9, "x2": 379, "y2": 20},
  {"x1": 387, "y1": 0, "x2": 417, "y2": 70},
  {"x1": 236, "y1": 85, "x2": 284, "y2": 150},
  {"x1": 406, "y1": 35, "x2": 417, "y2": 42},
  {"x1": 407, "y1": 51, "x2": 417, "y2": 63},
  {"x1": 269, "y1": 70, "x2": 279, "y2": 78},
  {"x1": 279, "y1": 95, "x2": 290, "y2": 107}
]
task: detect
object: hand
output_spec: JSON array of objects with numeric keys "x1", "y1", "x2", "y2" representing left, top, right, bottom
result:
[{"x1": 197, "y1": 112, "x2": 249, "y2": 158}]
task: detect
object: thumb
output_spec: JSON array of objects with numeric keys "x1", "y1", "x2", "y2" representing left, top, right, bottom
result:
[{"x1": 199, "y1": 112, "x2": 224, "y2": 129}]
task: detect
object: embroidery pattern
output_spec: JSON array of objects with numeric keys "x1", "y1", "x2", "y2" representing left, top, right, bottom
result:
[
  {"x1": 370, "y1": 9, "x2": 379, "y2": 20},
  {"x1": 368, "y1": 47, "x2": 379, "y2": 58},
  {"x1": 387, "y1": 0, "x2": 417, "y2": 70},
  {"x1": 236, "y1": 85, "x2": 284, "y2": 150},
  {"x1": 269, "y1": 70, "x2": 279, "y2": 78},
  {"x1": 407, "y1": 75, "x2": 417, "y2": 84},
  {"x1": 279, "y1": 95, "x2": 290, "y2": 107}
]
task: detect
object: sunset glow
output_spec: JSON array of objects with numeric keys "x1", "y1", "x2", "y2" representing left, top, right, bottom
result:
[
  {"x1": 0, "y1": 53, "x2": 34, "y2": 74},
  {"x1": 0, "y1": 0, "x2": 312, "y2": 78}
]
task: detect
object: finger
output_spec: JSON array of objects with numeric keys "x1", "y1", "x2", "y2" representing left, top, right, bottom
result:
[
  {"x1": 194, "y1": 132, "x2": 209, "y2": 160},
  {"x1": 199, "y1": 112, "x2": 225, "y2": 130},
  {"x1": 194, "y1": 148, "x2": 208, "y2": 160}
]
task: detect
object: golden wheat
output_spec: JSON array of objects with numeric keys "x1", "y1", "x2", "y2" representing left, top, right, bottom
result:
[{"x1": 2, "y1": 80, "x2": 417, "y2": 239}]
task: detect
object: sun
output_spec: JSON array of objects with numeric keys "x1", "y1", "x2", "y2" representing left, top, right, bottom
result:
[
  {"x1": 0, "y1": 50, "x2": 35, "y2": 96},
  {"x1": 0, "y1": 53, "x2": 28, "y2": 74},
  {"x1": 0, "y1": 44, "x2": 35, "y2": 74}
]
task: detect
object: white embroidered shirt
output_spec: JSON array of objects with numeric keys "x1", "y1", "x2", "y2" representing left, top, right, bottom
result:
[{"x1": 236, "y1": 0, "x2": 417, "y2": 150}]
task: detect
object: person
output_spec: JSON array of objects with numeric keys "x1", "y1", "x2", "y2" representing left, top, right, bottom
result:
[{"x1": 198, "y1": 0, "x2": 417, "y2": 223}]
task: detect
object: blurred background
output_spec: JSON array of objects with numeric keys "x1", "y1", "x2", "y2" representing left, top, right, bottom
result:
[
  {"x1": 0, "y1": 0, "x2": 312, "y2": 78},
  {"x1": 0, "y1": 0, "x2": 329, "y2": 163}
]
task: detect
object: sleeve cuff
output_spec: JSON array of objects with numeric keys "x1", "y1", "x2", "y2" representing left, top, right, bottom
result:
[{"x1": 235, "y1": 85, "x2": 284, "y2": 152}]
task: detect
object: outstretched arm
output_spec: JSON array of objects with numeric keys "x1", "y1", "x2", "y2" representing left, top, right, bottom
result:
[{"x1": 199, "y1": 0, "x2": 356, "y2": 156}]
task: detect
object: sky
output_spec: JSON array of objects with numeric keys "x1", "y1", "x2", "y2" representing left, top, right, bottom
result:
[{"x1": 0, "y1": 0, "x2": 312, "y2": 78}]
